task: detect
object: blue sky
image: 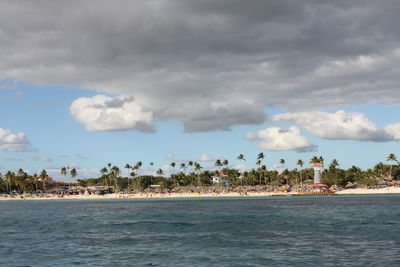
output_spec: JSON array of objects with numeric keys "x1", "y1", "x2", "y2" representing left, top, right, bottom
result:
[
  {"x1": 1, "y1": 1, "x2": 400, "y2": 180},
  {"x1": 1, "y1": 82, "x2": 399, "y2": 180}
]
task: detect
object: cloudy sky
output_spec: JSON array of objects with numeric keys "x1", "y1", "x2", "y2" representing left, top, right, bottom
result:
[{"x1": 1, "y1": 0, "x2": 400, "y2": 179}]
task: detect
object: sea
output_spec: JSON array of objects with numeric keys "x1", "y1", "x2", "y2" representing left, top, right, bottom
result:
[{"x1": 1, "y1": 195, "x2": 400, "y2": 266}]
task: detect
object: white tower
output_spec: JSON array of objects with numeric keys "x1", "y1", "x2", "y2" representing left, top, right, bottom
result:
[{"x1": 312, "y1": 163, "x2": 323, "y2": 184}]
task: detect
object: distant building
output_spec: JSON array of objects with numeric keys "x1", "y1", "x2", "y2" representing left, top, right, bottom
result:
[
  {"x1": 311, "y1": 163, "x2": 323, "y2": 184},
  {"x1": 211, "y1": 173, "x2": 229, "y2": 184}
]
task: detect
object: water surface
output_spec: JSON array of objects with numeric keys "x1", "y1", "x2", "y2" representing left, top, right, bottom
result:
[{"x1": 1, "y1": 195, "x2": 400, "y2": 266}]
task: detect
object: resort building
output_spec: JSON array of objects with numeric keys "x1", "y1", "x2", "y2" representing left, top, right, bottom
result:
[
  {"x1": 312, "y1": 163, "x2": 323, "y2": 184},
  {"x1": 211, "y1": 173, "x2": 229, "y2": 184}
]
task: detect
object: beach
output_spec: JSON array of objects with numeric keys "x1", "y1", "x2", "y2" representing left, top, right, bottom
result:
[{"x1": 2, "y1": 186, "x2": 400, "y2": 201}]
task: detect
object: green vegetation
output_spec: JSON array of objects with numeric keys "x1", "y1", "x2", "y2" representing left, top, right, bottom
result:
[{"x1": 1, "y1": 153, "x2": 399, "y2": 194}]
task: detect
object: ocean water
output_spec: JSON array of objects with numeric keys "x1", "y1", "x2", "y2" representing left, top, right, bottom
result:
[{"x1": 1, "y1": 195, "x2": 400, "y2": 267}]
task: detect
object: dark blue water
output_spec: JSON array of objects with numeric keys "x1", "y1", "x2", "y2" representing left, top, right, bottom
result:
[{"x1": 1, "y1": 195, "x2": 400, "y2": 266}]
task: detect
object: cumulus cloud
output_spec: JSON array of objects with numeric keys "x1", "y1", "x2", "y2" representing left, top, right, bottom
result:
[
  {"x1": 2, "y1": 1, "x2": 400, "y2": 131},
  {"x1": 199, "y1": 154, "x2": 214, "y2": 162},
  {"x1": 273, "y1": 110, "x2": 400, "y2": 142},
  {"x1": 0, "y1": 128, "x2": 35, "y2": 152},
  {"x1": 70, "y1": 95, "x2": 155, "y2": 132},
  {"x1": 384, "y1": 123, "x2": 400, "y2": 140},
  {"x1": 166, "y1": 153, "x2": 175, "y2": 160},
  {"x1": 33, "y1": 156, "x2": 52, "y2": 162},
  {"x1": 246, "y1": 126, "x2": 316, "y2": 152}
]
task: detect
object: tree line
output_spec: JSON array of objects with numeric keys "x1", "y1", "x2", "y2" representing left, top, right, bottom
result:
[{"x1": 1, "y1": 153, "x2": 399, "y2": 194}]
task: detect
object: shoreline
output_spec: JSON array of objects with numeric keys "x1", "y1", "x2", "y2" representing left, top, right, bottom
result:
[{"x1": 1, "y1": 187, "x2": 400, "y2": 201}]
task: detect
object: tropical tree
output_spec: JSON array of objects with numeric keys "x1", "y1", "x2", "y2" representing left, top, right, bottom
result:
[
  {"x1": 33, "y1": 173, "x2": 39, "y2": 192},
  {"x1": 180, "y1": 163, "x2": 187, "y2": 173},
  {"x1": 214, "y1": 159, "x2": 222, "y2": 173},
  {"x1": 310, "y1": 156, "x2": 320, "y2": 164},
  {"x1": 222, "y1": 159, "x2": 229, "y2": 172},
  {"x1": 387, "y1": 153, "x2": 398, "y2": 178},
  {"x1": 5, "y1": 171, "x2": 15, "y2": 193},
  {"x1": 100, "y1": 167, "x2": 109, "y2": 187},
  {"x1": 256, "y1": 159, "x2": 262, "y2": 185},
  {"x1": 40, "y1": 169, "x2": 48, "y2": 191},
  {"x1": 156, "y1": 168, "x2": 164, "y2": 177},
  {"x1": 125, "y1": 164, "x2": 132, "y2": 188},
  {"x1": 133, "y1": 161, "x2": 143, "y2": 189},
  {"x1": 111, "y1": 166, "x2": 121, "y2": 192},
  {"x1": 70, "y1": 168, "x2": 78, "y2": 184},
  {"x1": 170, "y1": 162, "x2": 176, "y2": 186},
  {"x1": 194, "y1": 162, "x2": 203, "y2": 186},
  {"x1": 60, "y1": 166, "x2": 70, "y2": 186},
  {"x1": 329, "y1": 159, "x2": 339, "y2": 170},
  {"x1": 237, "y1": 154, "x2": 246, "y2": 162}
]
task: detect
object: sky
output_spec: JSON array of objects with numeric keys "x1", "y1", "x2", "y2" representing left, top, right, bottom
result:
[{"x1": 1, "y1": 0, "x2": 400, "y2": 180}]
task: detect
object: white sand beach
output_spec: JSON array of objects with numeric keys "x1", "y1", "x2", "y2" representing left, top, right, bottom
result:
[
  {"x1": 1, "y1": 187, "x2": 400, "y2": 201},
  {"x1": 336, "y1": 186, "x2": 400, "y2": 195}
]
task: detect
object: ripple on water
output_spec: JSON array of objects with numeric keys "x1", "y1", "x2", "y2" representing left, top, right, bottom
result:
[{"x1": 1, "y1": 196, "x2": 400, "y2": 266}]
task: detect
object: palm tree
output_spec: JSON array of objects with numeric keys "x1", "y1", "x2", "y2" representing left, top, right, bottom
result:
[
  {"x1": 170, "y1": 162, "x2": 176, "y2": 186},
  {"x1": 374, "y1": 162, "x2": 385, "y2": 178},
  {"x1": 256, "y1": 159, "x2": 262, "y2": 185},
  {"x1": 33, "y1": 173, "x2": 39, "y2": 192},
  {"x1": 237, "y1": 154, "x2": 246, "y2": 162},
  {"x1": 329, "y1": 159, "x2": 339, "y2": 170},
  {"x1": 188, "y1": 161, "x2": 194, "y2": 171},
  {"x1": 222, "y1": 159, "x2": 229, "y2": 171},
  {"x1": 107, "y1": 163, "x2": 113, "y2": 187},
  {"x1": 111, "y1": 166, "x2": 120, "y2": 192},
  {"x1": 100, "y1": 167, "x2": 109, "y2": 187},
  {"x1": 310, "y1": 156, "x2": 320, "y2": 164},
  {"x1": 70, "y1": 168, "x2": 78, "y2": 184},
  {"x1": 60, "y1": 167, "x2": 68, "y2": 177},
  {"x1": 387, "y1": 153, "x2": 398, "y2": 178},
  {"x1": 40, "y1": 169, "x2": 48, "y2": 191},
  {"x1": 156, "y1": 168, "x2": 164, "y2": 177},
  {"x1": 180, "y1": 163, "x2": 187, "y2": 173},
  {"x1": 194, "y1": 162, "x2": 203, "y2": 186},
  {"x1": 296, "y1": 159, "x2": 304, "y2": 188},
  {"x1": 130, "y1": 171, "x2": 137, "y2": 190},
  {"x1": 134, "y1": 161, "x2": 143, "y2": 190},
  {"x1": 5, "y1": 171, "x2": 15, "y2": 193},
  {"x1": 60, "y1": 166, "x2": 69, "y2": 186},
  {"x1": 215, "y1": 159, "x2": 222, "y2": 174},
  {"x1": 125, "y1": 164, "x2": 131, "y2": 188}
]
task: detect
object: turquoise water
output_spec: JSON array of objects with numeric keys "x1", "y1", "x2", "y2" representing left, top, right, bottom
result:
[{"x1": 1, "y1": 195, "x2": 400, "y2": 266}]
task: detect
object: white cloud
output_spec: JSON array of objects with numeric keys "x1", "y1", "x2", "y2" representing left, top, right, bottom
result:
[
  {"x1": 384, "y1": 123, "x2": 400, "y2": 140},
  {"x1": 166, "y1": 153, "x2": 174, "y2": 160},
  {"x1": 69, "y1": 95, "x2": 155, "y2": 132},
  {"x1": 3, "y1": 2, "x2": 400, "y2": 132},
  {"x1": 246, "y1": 126, "x2": 316, "y2": 152},
  {"x1": 33, "y1": 156, "x2": 52, "y2": 162},
  {"x1": 273, "y1": 110, "x2": 400, "y2": 142},
  {"x1": 199, "y1": 154, "x2": 214, "y2": 162},
  {"x1": 0, "y1": 128, "x2": 35, "y2": 152}
]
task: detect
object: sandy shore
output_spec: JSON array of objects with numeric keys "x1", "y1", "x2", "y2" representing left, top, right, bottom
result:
[
  {"x1": 1, "y1": 187, "x2": 400, "y2": 201},
  {"x1": 336, "y1": 186, "x2": 400, "y2": 195}
]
